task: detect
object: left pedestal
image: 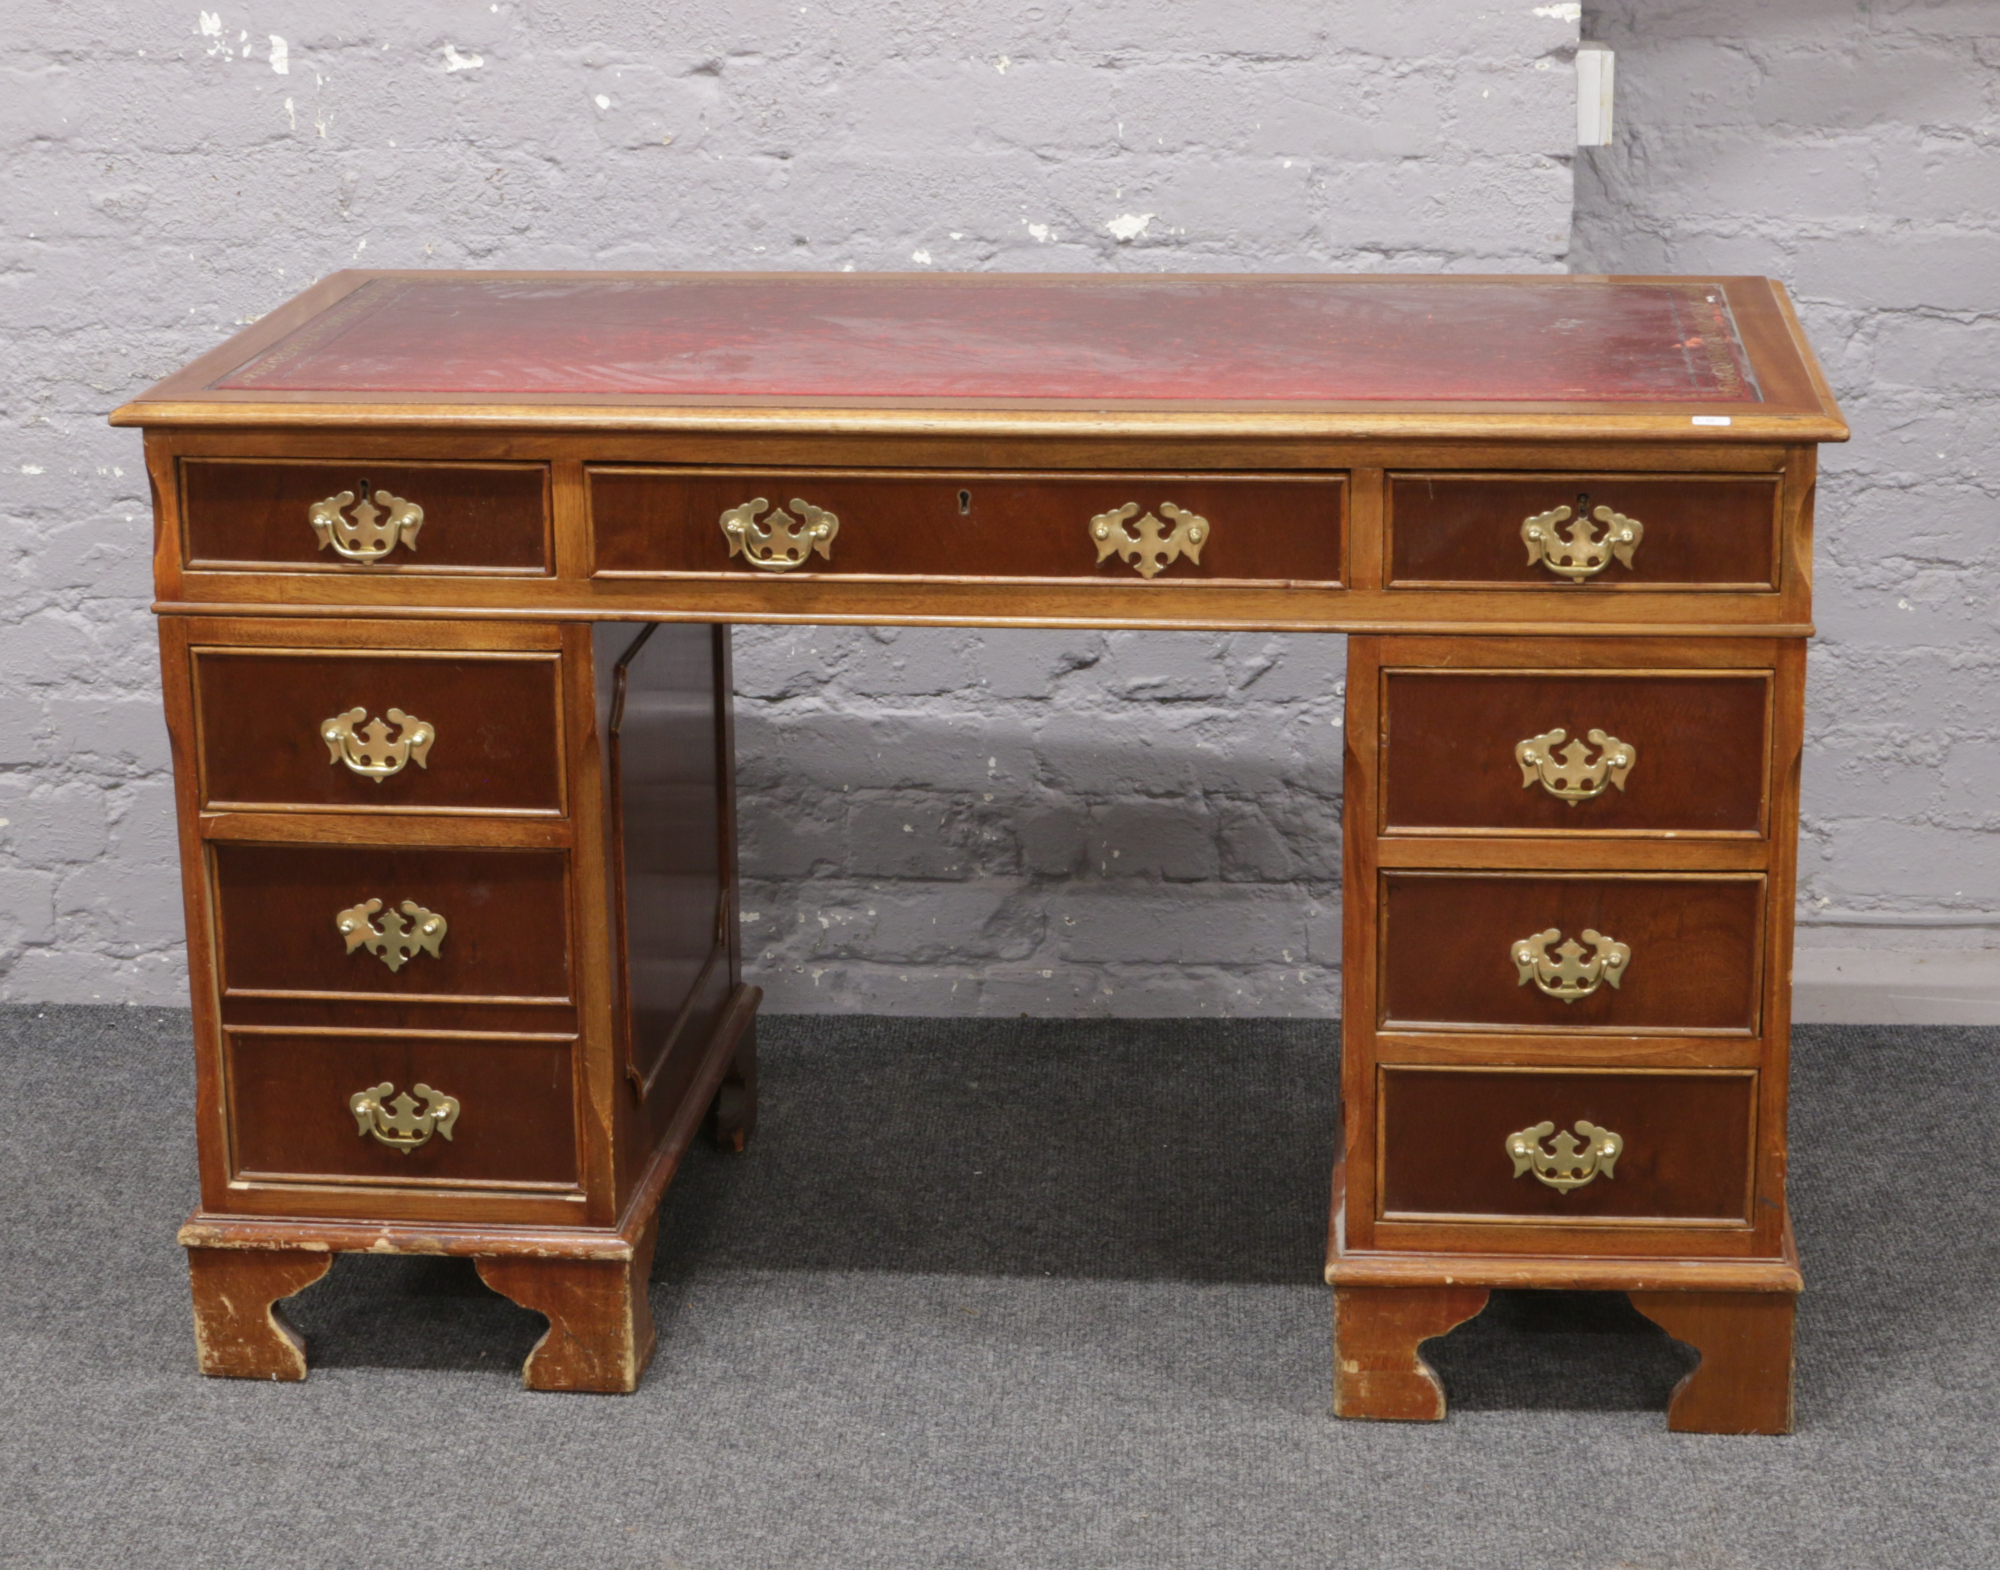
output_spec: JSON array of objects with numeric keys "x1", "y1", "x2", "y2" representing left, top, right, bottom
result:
[{"x1": 161, "y1": 607, "x2": 754, "y2": 1390}]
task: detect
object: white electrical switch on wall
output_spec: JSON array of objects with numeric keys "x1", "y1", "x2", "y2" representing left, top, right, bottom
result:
[{"x1": 1577, "y1": 42, "x2": 1614, "y2": 146}]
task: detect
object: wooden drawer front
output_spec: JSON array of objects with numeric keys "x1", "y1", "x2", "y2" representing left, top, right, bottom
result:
[
  {"x1": 1381, "y1": 669, "x2": 1770, "y2": 835},
  {"x1": 588, "y1": 468, "x2": 1345, "y2": 583},
  {"x1": 1381, "y1": 873, "x2": 1762, "y2": 1032},
  {"x1": 182, "y1": 460, "x2": 550, "y2": 573},
  {"x1": 226, "y1": 1029, "x2": 578, "y2": 1190},
  {"x1": 212, "y1": 844, "x2": 572, "y2": 1004},
  {"x1": 1388, "y1": 474, "x2": 1779, "y2": 589},
  {"x1": 194, "y1": 649, "x2": 565, "y2": 814},
  {"x1": 1379, "y1": 1068, "x2": 1754, "y2": 1223}
]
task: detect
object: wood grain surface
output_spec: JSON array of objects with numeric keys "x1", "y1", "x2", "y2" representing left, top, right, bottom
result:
[
  {"x1": 1379, "y1": 872, "x2": 1765, "y2": 1032},
  {"x1": 210, "y1": 842, "x2": 573, "y2": 1002},
  {"x1": 1380, "y1": 668, "x2": 1771, "y2": 835},
  {"x1": 1377, "y1": 1066, "x2": 1756, "y2": 1222},
  {"x1": 589, "y1": 468, "x2": 1346, "y2": 583},
  {"x1": 193, "y1": 647, "x2": 566, "y2": 814},
  {"x1": 1388, "y1": 473, "x2": 1779, "y2": 588},
  {"x1": 182, "y1": 458, "x2": 551, "y2": 573},
  {"x1": 225, "y1": 1028, "x2": 581, "y2": 1190}
]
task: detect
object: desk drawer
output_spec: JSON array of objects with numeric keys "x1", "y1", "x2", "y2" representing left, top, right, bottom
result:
[
  {"x1": 225, "y1": 1028, "x2": 579, "y2": 1192},
  {"x1": 1388, "y1": 473, "x2": 1779, "y2": 589},
  {"x1": 182, "y1": 459, "x2": 551, "y2": 574},
  {"x1": 1380, "y1": 872, "x2": 1763, "y2": 1033},
  {"x1": 1378, "y1": 1067, "x2": 1755, "y2": 1223},
  {"x1": 193, "y1": 647, "x2": 566, "y2": 814},
  {"x1": 588, "y1": 468, "x2": 1345, "y2": 583},
  {"x1": 1381, "y1": 668, "x2": 1770, "y2": 835},
  {"x1": 212, "y1": 843, "x2": 573, "y2": 1004}
]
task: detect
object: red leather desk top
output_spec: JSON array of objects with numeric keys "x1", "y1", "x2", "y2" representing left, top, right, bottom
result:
[{"x1": 213, "y1": 274, "x2": 1762, "y2": 404}]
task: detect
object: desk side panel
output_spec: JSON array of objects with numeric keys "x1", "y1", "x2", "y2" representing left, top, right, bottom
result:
[{"x1": 595, "y1": 622, "x2": 742, "y2": 1214}]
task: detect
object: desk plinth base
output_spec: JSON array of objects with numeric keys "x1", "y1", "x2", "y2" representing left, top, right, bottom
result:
[{"x1": 1328, "y1": 1204, "x2": 1803, "y2": 1435}]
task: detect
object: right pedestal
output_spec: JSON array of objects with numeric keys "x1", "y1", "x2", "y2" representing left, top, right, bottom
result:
[{"x1": 1335, "y1": 634, "x2": 1808, "y2": 1435}]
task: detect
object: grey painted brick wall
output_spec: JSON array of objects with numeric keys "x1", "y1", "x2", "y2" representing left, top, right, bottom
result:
[
  {"x1": 1573, "y1": 1, "x2": 2000, "y2": 980},
  {"x1": 2, "y1": 1, "x2": 1579, "y2": 1008},
  {"x1": 24, "y1": 4, "x2": 1985, "y2": 1016}
]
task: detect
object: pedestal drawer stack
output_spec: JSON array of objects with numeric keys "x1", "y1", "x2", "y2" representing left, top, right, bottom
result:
[
  {"x1": 1332, "y1": 474, "x2": 1810, "y2": 1434},
  {"x1": 167, "y1": 613, "x2": 591, "y2": 1226}
]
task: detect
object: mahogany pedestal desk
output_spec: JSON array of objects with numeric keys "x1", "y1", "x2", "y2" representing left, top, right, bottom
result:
[{"x1": 113, "y1": 272, "x2": 1845, "y2": 1430}]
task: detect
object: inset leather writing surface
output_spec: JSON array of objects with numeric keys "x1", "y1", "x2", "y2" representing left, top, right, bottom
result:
[
  {"x1": 589, "y1": 470, "x2": 1345, "y2": 582},
  {"x1": 1380, "y1": 873, "x2": 1763, "y2": 1032},
  {"x1": 1378, "y1": 1068, "x2": 1754, "y2": 1222},
  {"x1": 194, "y1": 650, "x2": 564, "y2": 813},
  {"x1": 214, "y1": 275, "x2": 1762, "y2": 404},
  {"x1": 1389, "y1": 474, "x2": 1780, "y2": 587},
  {"x1": 1382, "y1": 670, "x2": 1770, "y2": 834},
  {"x1": 211, "y1": 843, "x2": 572, "y2": 1002},
  {"x1": 182, "y1": 459, "x2": 550, "y2": 573},
  {"x1": 226, "y1": 1030, "x2": 579, "y2": 1189}
]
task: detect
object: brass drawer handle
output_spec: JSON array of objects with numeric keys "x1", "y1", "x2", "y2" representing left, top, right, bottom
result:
[
  {"x1": 1506, "y1": 1119, "x2": 1622, "y2": 1191},
  {"x1": 351, "y1": 1080, "x2": 460, "y2": 1153},
  {"x1": 1091, "y1": 502, "x2": 1209, "y2": 578},
  {"x1": 337, "y1": 898, "x2": 448, "y2": 972},
  {"x1": 1521, "y1": 494, "x2": 1642, "y2": 581},
  {"x1": 721, "y1": 497, "x2": 839, "y2": 571},
  {"x1": 1513, "y1": 926, "x2": 1629, "y2": 1002},
  {"x1": 1516, "y1": 727, "x2": 1635, "y2": 803},
  {"x1": 322, "y1": 707, "x2": 436, "y2": 782},
  {"x1": 309, "y1": 480, "x2": 425, "y2": 563}
]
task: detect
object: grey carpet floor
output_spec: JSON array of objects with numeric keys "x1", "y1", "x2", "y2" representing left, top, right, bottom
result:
[{"x1": 1, "y1": 1007, "x2": 1994, "y2": 1569}]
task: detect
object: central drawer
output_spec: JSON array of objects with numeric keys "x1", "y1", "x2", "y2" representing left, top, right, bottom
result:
[
  {"x1": 211, "y1": 843, "x2": 573, "y2": 1004},
  {"x1": 588, "y1": 468, "x2": 1346, "y2": 583},
  {"x1": 193, "y1": 646, "x2": 566, "y2": 815}
]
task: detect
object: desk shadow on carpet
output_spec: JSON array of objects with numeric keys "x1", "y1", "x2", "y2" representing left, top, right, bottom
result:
[{"x1": 286, "y1": 1015, "x2": 1698, "y2": 1405}]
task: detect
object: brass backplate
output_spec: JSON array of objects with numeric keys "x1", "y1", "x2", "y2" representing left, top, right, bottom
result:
[
  {"x1": 309, "y1": 483, "x2": 425, "y2": 563},
  {"x1": 322, "y1": 707, "x2": 435, "y2": 782},
  {"x1": 1521, "y1": 495, "x2": 1642, "y2": 581},
  {"x1": 1512, "y1": 926, "x2": 1630, "y2": 1002},
  {"x1": 720, "y1": 497, "x2": 839, "y2": 571},
  {"x1": 1516, "y1": 727, "x2": 1636, "y2": 803},
  {"x1": 337, "y1": 898, "x2": 448, "y2": 971},
  {"x1": 350, "y1": 1081, "x2": 460, "y2": 1153},
  {"x1": 1506, "y1": 1119, "x2": 1623, "y2": 1191},
  {"x1": 1090, "y1": 502, "x2": 1209, "y2": 578}
]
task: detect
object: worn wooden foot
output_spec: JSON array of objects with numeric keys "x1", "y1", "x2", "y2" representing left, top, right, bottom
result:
[
  {"x1": 1333, "y1": 1284, "x2": 1491, "y2": 1421},
  {"x1": 186, "y1": 1246, "x2": 334, "y2": 1381},
  {"x1": 1627, "y1": 1289, "x2": 1796, "y2": 1434},
  {"x1": 475, "y1": 1214, "x2": 660, "y2": 1393},
  {"x1": 708, "y1": 1017, "x2": 758, "y2": 1153}
]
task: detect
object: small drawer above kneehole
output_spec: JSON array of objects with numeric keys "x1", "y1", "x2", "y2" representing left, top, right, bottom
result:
[
  {"x1": 1381, "y1": 668, "x2": 1771, "y2": 835},
  {"x1": 1388, "y1": 474, "x2": 1780, "y2": 590},
  {"x1": 588, "y1": 468, "x2": 1345, "y2": 584},
  {"x1": 1379, "y1": 872, "x2": 1764, "y2": 1033},
  {"x1": 1377, "y1": 1067, "x2": 1755, "y2": 1224},
  {"x1": 181, "y1": 460, "x2": 551, "y2": 574},
  {"x1": 193, "y1": 647, "x2": 566, "y2": 815}
]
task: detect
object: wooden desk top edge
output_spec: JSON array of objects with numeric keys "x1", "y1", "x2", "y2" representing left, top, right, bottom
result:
[{"x1": 111, "y1": 270, "x2": 1849, "y2": 444}]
